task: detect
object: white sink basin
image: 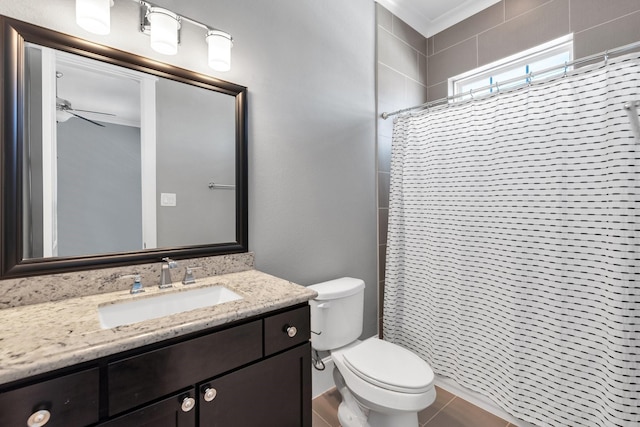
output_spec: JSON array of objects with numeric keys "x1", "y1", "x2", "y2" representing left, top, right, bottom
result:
[{"x1": 98, "y1": 285, "x2": 242, "y2": 329}]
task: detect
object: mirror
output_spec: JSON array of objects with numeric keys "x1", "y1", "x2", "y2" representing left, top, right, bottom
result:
[{"x1": 1, "y1": 16, "x2": 248, "y2": 279}]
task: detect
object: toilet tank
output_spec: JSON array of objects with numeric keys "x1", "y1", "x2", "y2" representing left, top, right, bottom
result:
[{"x1": 307, "y1": 277, "x2": 365, "y2": 351}]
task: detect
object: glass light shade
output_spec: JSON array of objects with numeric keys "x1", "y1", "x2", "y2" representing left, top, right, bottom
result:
[
  {"x1": 147, "y1": 8, "x2": 181, "y2": 55},
  {"x1": 206, "y1": 30, "x2": 232, "y2": 72},
  {"x1": 76, "y1": 0, "x2": 112, "y2": 35}
]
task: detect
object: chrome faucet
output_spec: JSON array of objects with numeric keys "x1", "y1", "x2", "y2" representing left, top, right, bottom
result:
[
  {"x1": 120, "y1": 274, "x2": 145, "y2": 294},
  {"x1": 182, "y1": 267, "x2": 196, "y2": 285},
  {"x1": 129, "y1": 274, "x2": 144, "y2": 294},
  {"x1": 160, "y1": 257, "x2": 178, "y2": 289},
  {"x1": 130, "y1": 275, "x2": 145, "y2": 294},
  {"x1": 182, "y1": 266, "x2": 202, "y2": 285}
]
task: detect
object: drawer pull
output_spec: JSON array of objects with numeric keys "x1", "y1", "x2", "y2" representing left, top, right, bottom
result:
[
  {"x1": 181, "y1": 397, "x2": 195, "y2": 412},
  {"x1": 285, "y1": 325, "x2": 298, "y2": 338},
  {"x1": 203, "y1": 387, "x2": 217, "y2": 402},
  {"x1": 27, "y1": 410, "x2": 51, "y2": 427}
]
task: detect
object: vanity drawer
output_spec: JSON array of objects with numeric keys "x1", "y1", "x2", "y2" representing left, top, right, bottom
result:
[
  {"x1": 0, "y1": 368, "x2": 99, "y2": 427},
  {"x1": 107, "y1": 320, "x2": 262, "y2": 416},
  {"x1": 264, "y1": 305, "x2": 310, "y2": 356}
]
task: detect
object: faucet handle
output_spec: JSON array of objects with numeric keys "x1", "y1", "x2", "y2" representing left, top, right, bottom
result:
[
  {"x1": 120, "y1": 274, "x2": 145, "y2": 294},
  {"x1": 182, "y1": 266, "x2": 202, "y2": 285},
  {"x1": 162, "y1": 257, "x2": 178, "y2": 268}
]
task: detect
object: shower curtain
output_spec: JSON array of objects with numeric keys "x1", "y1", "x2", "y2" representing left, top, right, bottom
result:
[{"x1": 384, "y1": 52, "x2": 640, "y2": 427}]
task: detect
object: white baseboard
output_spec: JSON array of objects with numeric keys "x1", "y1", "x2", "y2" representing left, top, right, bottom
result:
[
  {"x1": 435, "y1": 375, "x2": 537, "y2": 427},
  {"x1": 312, "y1": 356, "x2": 336, "y2": 398}
]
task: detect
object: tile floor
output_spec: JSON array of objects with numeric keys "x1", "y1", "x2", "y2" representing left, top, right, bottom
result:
[{"x1": 312, "y1": 386, "x2": 516, "y2": 427}]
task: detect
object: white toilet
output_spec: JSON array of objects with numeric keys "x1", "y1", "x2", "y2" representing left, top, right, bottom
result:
[{"x1": 308, "y1": 277, "x2": 436, "y2": 427}]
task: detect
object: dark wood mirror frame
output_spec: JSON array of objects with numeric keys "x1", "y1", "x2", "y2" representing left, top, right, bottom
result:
[{"x1": 0, "y1": 16, "x2": 248, "y2": 279}]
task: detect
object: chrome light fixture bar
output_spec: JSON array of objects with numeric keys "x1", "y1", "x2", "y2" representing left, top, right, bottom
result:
[{"x1": 75, "y1": 0, "x2": 233, "y2": 71}]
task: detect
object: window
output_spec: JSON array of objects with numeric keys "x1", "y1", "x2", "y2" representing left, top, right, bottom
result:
[{"x1": 449, "y1": 34, "x2": 573, "y2": 100}]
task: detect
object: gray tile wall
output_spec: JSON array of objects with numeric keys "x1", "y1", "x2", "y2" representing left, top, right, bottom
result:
[
  {"x1": 376, "y1": 0, "x2": 640, "y2": 334},
  {"x1": 426, "y1": 0, "x2": 640, "y2": 101},
  {"x1": 376, "y1": 3, "x2": 427, "y2": 335}
]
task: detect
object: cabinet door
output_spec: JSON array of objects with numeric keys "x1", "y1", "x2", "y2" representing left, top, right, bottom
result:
[
  {"x1": 98, "y1": 389, "x2": 196, "y2": 427},
  {"x1": 198, "y1": 342, "x2": 311, "y2": 427},
  {"x1": 108, "y1": 320, "x2": 262, "y2": 416},
  {"x1": 0, "y1": 368, "x2": 99, "y2": 427}
]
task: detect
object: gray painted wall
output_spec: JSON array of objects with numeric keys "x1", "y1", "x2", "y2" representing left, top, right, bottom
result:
[
  {"x1": 0, "y1": 0, "x2": 378, "y2": 338},
  {"x1": 57, "y1": 120, "x2": 141, "y2": 256},
  {"x1": 156, "y1": 77, "x2": 236, "y2": 247}
]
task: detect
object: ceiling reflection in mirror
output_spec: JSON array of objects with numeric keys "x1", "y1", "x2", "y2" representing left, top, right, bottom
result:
[{"x1": 22, "y1": 43, "x2": 237, "y2": 260}]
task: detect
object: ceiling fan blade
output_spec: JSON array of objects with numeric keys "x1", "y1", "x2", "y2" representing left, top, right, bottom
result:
[
  {"x1": 68, "y1": 111, "x2": 105, "y2": 127},
  {"x1": 72, "y1": 108, "x2": 116, "y2": 116}
]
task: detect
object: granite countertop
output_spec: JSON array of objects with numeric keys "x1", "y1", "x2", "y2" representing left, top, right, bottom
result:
[{"x1": 0, "y1": 269, "x2": 317, "y2": 385}]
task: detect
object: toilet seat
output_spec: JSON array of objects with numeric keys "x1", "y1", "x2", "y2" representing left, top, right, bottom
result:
[
  {"x1": 331, "y1": 338, "x2": 436, "y2": 414},
  {"x1": 341, "y1": 338, "x2": 434, "y2": 394}
]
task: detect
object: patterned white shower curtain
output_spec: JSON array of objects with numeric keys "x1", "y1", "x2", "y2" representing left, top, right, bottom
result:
[{"x1": 384, "y1": 52, "x2": 640, "y2": 427}]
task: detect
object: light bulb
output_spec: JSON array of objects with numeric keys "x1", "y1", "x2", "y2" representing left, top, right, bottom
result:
[
  {"x1": 147, "y1": 7, "x2": 181, "y2": 55},
  {"x1": 206, "y1": 30, "x2": 232, "y2": 72},
  {"x1": 76, "y1": 0, "x2": 112, "y2": 35}
]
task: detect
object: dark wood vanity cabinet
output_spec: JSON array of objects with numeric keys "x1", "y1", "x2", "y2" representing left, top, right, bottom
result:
[
  {"x1": 98, "y1": 389, "x2": 197, "y2": 427},
  {"x1": 0, "y1": 368, "x2": 100, "y2": 427},
  {"x1": 198, "y1": 343, "x2": 311, "y2": 427},
  {"x1": 106, "y1": 320, "x2": 263, "y2": 416},
  {"x1": 0, "y1": 304, "x2": 311, "y2": 427}
]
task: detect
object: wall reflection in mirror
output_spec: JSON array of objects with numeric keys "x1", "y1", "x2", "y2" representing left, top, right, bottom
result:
[{"x1": 23, "y1": 43, "x2": 236, "y2": 260}]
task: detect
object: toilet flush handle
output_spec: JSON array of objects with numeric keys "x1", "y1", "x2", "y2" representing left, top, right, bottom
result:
[{"x1": 310, "y1": 302, "x2": 330, "y2": 335}]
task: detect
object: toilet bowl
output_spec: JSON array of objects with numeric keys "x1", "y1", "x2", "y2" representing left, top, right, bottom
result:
[
  {"x1": 332, "y1": 338, "x2": 436, "y2": 427},
  {"x1": 308, "y1": 278, "x2": 436, "y2": 427}
]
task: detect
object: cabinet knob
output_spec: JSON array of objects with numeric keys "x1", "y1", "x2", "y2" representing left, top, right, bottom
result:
[
  {"x1": 181, "y1": 397, "x2": 196, "y2": 412},
  {"x1": 285, "y1": 325, "x2": 297, "y2": 338},
  {"x1": 27, "y1": 410, "x2": 51, "y2": 427},
  {"x1": 203, "y1": 387, "x2": 217, "y2": 402}
]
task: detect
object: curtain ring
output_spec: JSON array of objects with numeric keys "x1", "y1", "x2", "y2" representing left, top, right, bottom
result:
[
  {"x1": 563, "y1": 61, "x2": 568, "y2": 77},
  {"x1": 527, "y1": 72, "x2": 533, "y2": 86},
  {"x1": 495, "y1": 81, "x2": 500, "y2": 93},
  {"x1": 469, "y1": 89, "x2": 474, "y2": 99},
  {"x1": 604, "y1": 50, "x2": 609, "y2": 65}
]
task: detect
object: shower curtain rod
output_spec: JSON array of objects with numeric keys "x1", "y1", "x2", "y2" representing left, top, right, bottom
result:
[{"x1": 381, "y1": 39, "x2": 640, "y2": 120}]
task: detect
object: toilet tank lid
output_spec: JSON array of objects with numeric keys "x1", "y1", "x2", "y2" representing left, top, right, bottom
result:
[{"x1": 307, "y1": 277, "x2": 365, "y2": 300}]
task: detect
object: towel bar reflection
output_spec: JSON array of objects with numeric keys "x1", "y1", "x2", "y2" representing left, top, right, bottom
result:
[{"x1": 208, "y1": 182, "x2": 236, "y2": 189}]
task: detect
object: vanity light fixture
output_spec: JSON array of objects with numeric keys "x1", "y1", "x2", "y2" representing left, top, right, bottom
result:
[
  {"x1": 139, "y1": 1, "x2": 233, "y2": 70},
  {"x1": 74, "y1": 0, "x2": 233, "y2": 70},
  {"x1": 206, "y1": 30, "x2": 233, "y2": 72},
  {"x1": 76, "y1": 0, "x2": 114, "y2": 35},
  {"x1": 146, "y1": 7, "x2": 181, "y2": 55}
]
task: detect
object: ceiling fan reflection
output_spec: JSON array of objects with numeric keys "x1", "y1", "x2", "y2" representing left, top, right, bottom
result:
[{"x1": 55, "y1": 71, "x2": 115, "y2": 127}]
